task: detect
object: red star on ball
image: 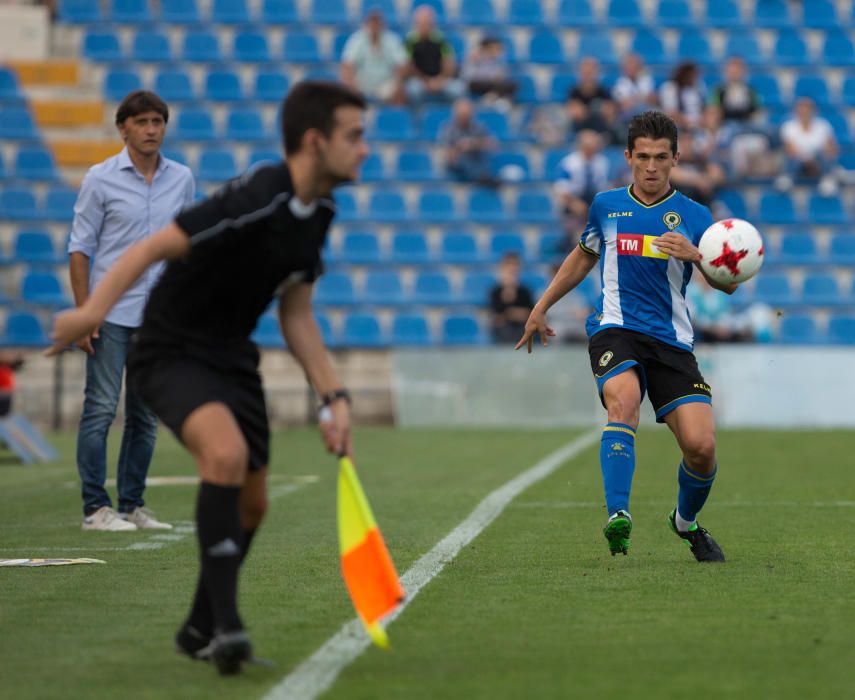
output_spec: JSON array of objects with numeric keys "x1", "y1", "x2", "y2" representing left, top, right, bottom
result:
[{"x1": 709, "y1": 241, "x2": 749, "y2": 275}]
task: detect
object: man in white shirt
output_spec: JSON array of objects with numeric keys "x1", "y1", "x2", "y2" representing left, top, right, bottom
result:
[
  {"x1": 612, "y1": 53, "x2": 656, "y2": 123},
  {"x1": 778, "y1": 97, "x2": 839, "y2": 192},
  {"x1": 340, "y1": 6, "x2": 407, "y2": 103}
]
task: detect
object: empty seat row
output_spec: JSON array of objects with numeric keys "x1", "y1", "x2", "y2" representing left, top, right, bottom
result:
[
  {"x1": 0, "y1": 189, "x2": 78, "y2": 222},
  {"x1": 0, "y1": 148, "x2": 59, "y2": 182},
  {"x1": 740, "y1": 273, "x2": 855, "y2": 307},
  {"x1": 718, "y1": 189, "x2": 855, "y2": 226},
  {"x1": 765, "y1": 233, "x2": 855, "y2": 266},
  {"x1": 777, "y1": 314, "x2": 855, "y2": 345}
]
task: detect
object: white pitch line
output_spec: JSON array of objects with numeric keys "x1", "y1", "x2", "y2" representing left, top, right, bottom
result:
[
  {"x1": 513, "y1": 500, "x2": 855, "y2": 509},
  {"x1": 262, "y1": 429, "x2": 601, "y2": 700}
]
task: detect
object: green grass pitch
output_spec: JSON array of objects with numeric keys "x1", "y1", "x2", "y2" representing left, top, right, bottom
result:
[{"x1": 1, "y1": 427, "x2": 853, "y2": 699}]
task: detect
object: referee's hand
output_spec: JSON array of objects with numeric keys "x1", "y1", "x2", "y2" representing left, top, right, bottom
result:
[
  {"x1": 515, "y1": 308, "x2": 555, "y2": 354},
  {"x1": 319, "y1": 399, "x2": 353, "y2": 459}
]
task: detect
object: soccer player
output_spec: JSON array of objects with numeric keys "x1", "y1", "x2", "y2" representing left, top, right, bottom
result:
[
  {"x1": 48, "y1": 81, "x2": 368, "y2": 673},
  {"x1": 516, "y1": 111, "x2": 731, "y2": 563}
]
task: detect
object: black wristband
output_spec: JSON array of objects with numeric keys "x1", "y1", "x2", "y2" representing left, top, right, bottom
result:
[{"x1": 321, "y1": 388, "x2": 351, "y2": 407}]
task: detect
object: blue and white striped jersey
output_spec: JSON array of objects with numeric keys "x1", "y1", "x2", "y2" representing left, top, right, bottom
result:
[{"x1": 579, "y1": 185, "x2": 715, "y2": 350}]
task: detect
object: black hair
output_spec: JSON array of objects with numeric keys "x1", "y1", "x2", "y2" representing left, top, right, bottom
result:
[
  {"x1": 626, "y1": 110, "x2": 679, "y2": 155},
  {"x1": 115, "y1": 90, "x2": 168, "y2": 126},
  {"x1": 281, "y1": 81, "x2": 368, "y2": 156}
]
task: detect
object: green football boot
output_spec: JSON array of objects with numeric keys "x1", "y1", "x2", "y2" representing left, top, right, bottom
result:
[
  {"x1": 667, "y1": 509, "x2": 726, "y2": 562},
  {"x1": 603, "y1": 510, "x2": 632, "y2": 556}
]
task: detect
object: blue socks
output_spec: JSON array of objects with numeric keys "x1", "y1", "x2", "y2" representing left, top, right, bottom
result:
[
  {"x1": 600, "y1": 423, "x2": 636, "y2": 515},
  {"x1": 676, "y1": 460, "x2": 717, "y2": 524}
]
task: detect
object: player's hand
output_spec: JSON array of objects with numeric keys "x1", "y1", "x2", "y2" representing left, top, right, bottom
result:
[
  {"x1": 319, "y1": 399, "x2": 353, "y2": 458},
  {"x1": 515, "y1": 307, "x2": 556, "y2": 353},
  {"x1": 75, "y1": 327, "x2": 100, "y2": 356},
  {"x1": 46, "y1": 308, "x2": 101, "y2": 357},
  {"x1": 651, "y1": 232, "x2": 702, "y2": 262}
]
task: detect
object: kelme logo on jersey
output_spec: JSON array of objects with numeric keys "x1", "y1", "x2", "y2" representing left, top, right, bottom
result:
[
  {"x1": 616, "y1": 234, "x2": 669, "y2": 259},
  {"x1": 598, "y1": 351, "x2": 613, "y2": 367},
  {"x1": 663, "y1": 211, "x2": 682, "y2": 230}
]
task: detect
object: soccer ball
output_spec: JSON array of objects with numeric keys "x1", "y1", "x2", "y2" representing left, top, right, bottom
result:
[{"x1": 698, "y1": 218, "x2": 764, "y2": 284}]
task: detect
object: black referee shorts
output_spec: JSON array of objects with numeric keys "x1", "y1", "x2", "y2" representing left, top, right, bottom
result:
[
  {"x1": 588, "y1": 327, "x2": 712, "y2": 423},
  {"x1": 127, "y1": 342, "x2": 270, "y2": 471}
]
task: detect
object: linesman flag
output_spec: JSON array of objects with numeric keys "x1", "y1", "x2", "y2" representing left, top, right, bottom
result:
[{"x1": 337, "y1": 456, "x2": 405, "y2": 649}]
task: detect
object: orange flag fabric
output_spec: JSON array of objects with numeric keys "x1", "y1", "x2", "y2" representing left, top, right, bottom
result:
[{"x1": 337, "y1": 456, "x2": 405, "y2": 649}]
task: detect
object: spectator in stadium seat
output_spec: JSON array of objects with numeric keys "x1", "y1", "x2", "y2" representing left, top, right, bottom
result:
[
  {"x1": 686, "y1": 275, "x2": 754, "y2": 343},
  {"x1": 553, "y1": 129, "x2": 611, "y2": 248},
  {"x1": 461, "y1": 36, "x2": 517, "y2": 107},
  {"x1": 340, "y1": 5, "x2": 408, "y2": 104},
  {"x1": 659, "y1": 61, "x2": 706, "y2": 130},
  {"x1": 441, "y1": 97, "x2": 498, "y2": 184},
  {"x1": 489, "y1": 252, "x2": 534, "y2": 344},
  {"x1": 709, "y1": 57, "x2": 760, "y2": 126},
  {"x1": 566, "y1": 57, "x2": 619, "y2": 143},
  {"x1": 777, "y1": 97, "x2": 840, "y2": 194},
  {"x1": 669, "y1": 128, "x2": 726, "y2": 208},
  {"x1": 68, "y1": 91, "x2": 194, "y2": 533},
  {"x1": 612, "y1": 53, "x2": 657, "y2": 124},
  {"x1": 403, "y1": 4, "x2": 465, "y2": 103}
]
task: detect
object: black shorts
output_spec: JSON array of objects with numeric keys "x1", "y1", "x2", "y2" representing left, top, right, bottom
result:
[
  {"x1": 127, "y1": 338, "x2": 270, "y2": 471},
  {"x1": 588, "y1": 327, "x2": 712, "y2": 423}
]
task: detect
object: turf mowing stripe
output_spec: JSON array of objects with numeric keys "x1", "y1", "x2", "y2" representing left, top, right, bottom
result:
[{"x1": 262, "y1": 429, "x2": 600, "y2": 700}]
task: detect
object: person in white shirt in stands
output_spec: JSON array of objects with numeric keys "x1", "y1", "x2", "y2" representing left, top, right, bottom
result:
[
  {"x1": 777, "y1": 97, "x2": 840, "y2": 194},
  {"x1": 340, "y1": 5, "x2": 407, "y2": 104},
  {"x1": 612, "y1": 53, "x2": 656, "y2": 124}
]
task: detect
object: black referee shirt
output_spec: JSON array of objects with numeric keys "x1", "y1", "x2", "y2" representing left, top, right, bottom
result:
[{"x1": 140, "y1": 162, "x2": 335, "y2": 347}]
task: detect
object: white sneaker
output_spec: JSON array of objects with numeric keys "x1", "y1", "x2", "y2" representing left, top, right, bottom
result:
[
  {"x1": 121, "y1": 507, "x2": 173, "y2": 530},
  {"x1": 82, "y1": 506, "x2": 138, "y2": 531}
]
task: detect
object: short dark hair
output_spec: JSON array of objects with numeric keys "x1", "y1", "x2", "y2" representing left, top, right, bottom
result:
[
  {"x1": 626, "y1": 110, "x2": 679, "y2": 155},
  {"x1": 115, "y1": 90, "x2": 169, "y2": 126},
  {"x1": 281, "y1": 81, "x2": 368, "y2": 156}
]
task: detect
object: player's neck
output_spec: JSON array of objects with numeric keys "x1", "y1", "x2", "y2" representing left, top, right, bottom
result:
[
  {"x1": 630, "y1": 182, "x2": 672, "y2": 206},
  {"x1": 288, "y1": 156, "x2": 331, "y2": 204}
]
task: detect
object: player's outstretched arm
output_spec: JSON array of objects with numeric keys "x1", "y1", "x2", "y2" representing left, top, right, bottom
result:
[
  {"x1": 278, "y1": 282, "x2": 352, "y2": 458},
  {"x1": 47, "y1": 223, "x2": 191, "y2": 355},
  {"x1": 515, "y1": 245, "x2": 598, "y2": 353}
]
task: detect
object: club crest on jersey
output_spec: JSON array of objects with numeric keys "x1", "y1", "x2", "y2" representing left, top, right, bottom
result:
[
  {"x1": 663, "y1": 211, "x2": 682, "y2": 230},
  {"x1": 598, "y1": 351, "x2": 614, "y2": 367}
]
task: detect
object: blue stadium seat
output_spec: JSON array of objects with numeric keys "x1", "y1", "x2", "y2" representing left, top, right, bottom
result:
[
  {"x1": 0, "y1": 189, "x2": 39, "y2": 220},
  {"x1": 459, "y1": 0, "x2": 497, "y2": 26},
  {"x1": 754, "y1": 0, "x2": 791, "y2": 27},
  {"x1": 558, "y1": 0, "x2": 596, "y2": 27},
  {"x1": 175, "y1": 109, "x2": 216, "y2": 141},
  {"x1": 468, "y1": 189, "x2": 505, "y2": 223},
  {"x1": 391, "y1": 230, "x2": 431, "y2": 264},
  {"x1": 111, "y1": 0, "x2": 152, "y2": 23},
  {"x1": 83, "y1": 31, "x2": 123, "y2": 62},
  {"x1": 657, "y1": 0, "x2": 693, "y2": 28},
  {"x1": 794, "y1": 76, "x2": 830, "y2": 107},
  {"x1": 332, "y1": 32, "x2": 350, "y2": 61},
  {"x1": 255, "y1": 71, "x2": 289, "y2": 102},
  {"x1": 310, "y1": 0, "x2": 350, "y2": 23},
  {"x1": 155, "y1": 69, "x2": 194, "y2": 102},
  {"x1": 396, "y1": 150, "x2": 436, "y2": 181},
  {"x1": 413, "y1": 270, "x2": 454, "y2": 305},
  {"x1": 676, "y1": 32, "x2": 714, "y2": 66},
  {"x1": 445, "y1": 30, "x2": 468, "y2": 63},
  {"x1": 314, "y1": 272, "x2": 356, "y2": 305},
  {"x1": 247, "y1": 148, "x2": 281, "y2": 167},
  {"x1": 724, "y1": 31, "x2": 763, "y2": 66},
  {"x1": 443, "y1": 314, "x2": 485, "y2": 345},
  {"x1": 716, "y1": 189, "x2": 748, "y2": 219},
  {"x1": 631, "y1": 32, "x2": 669, "y2": 65},
  {"x1": 829, "y1": 234, "x2": 855, "y2": 265},
  {"x1": 704, "y1": 0, "x2": 741, "y2": 27},
  {"x1": 754, "y1": 273, "x2": 794, "y2": 306},
  {"x1": 283, "y1": 33, "x2": 321, "y2": 63},
  {"x1": 577, "y1": 30, "x2": 616, "y2": 64},
  {"x1": 461, "y1": 272, "x2": 495, "y2": 305},
  {"x1": 759, "y1": 191, "x2": 799, "y2": 225},
  {"x1": 748, "y1": 73, "x2": 781, "y2": 108},
  {"x1": 225, "y1": 108, "x2": 268, "y2": 141},
  {"x1": 774, "y1": 30, "x2": 809, "y2": 66},
  {"x1": 234, "y1": 32, "x2": 270, "y2": 63},
  {"x1": 211, "y1": 0, "x2": 250, "y2": 23},
  {"x1": 59, "y1": 0, "x2": 102, "y2": 23},
  {"x1": 334, "y1": 190, "x2": 357, "y2": 221},
  {"x1": 42, "y1": 189, "x2": 74, "y2": 222},
  {"x1": 821, "y1": 109, "x2": 851, "y2": 145},
  {"x1": 491, "y1": 151, "x2": 530, "y2": 182},
  {"x1": 0, "y1": 68, "x2": 21, "y2": 101},
  {"x1": 359, "y1": 153, "x2": 384, "y2": 182},
  {"x1": 607, "y1": 0, "x2": 643, "y2": 26},
  {"x1": 441, "y1": 232, "x2": 480, "y2": 264},
  {"x1": 205, "y1": 70, "x2": 242, "y2": 102},
  {"x1": 314, "y1": 312, "x2": 334, "y2": 345},
  {"x1": 132, "y1": 31, "x2": 170, "y2": 62},
  {"x1": 775, "y1": 233, "x2": 820, "y2": 265},
  {"x1": 14, "y1": 147, "x2": 57, "y2": 181},
  {"x1": 778, "y1": 314, "x2": 818, "y2": 344},
  {"x1": 198, "y1": 150, "x2": 237, "y2": 182},
  {"x1": 163, "y1": 147, "x2": 188, "y2": 165},
  {"x1": 828, "y1": 314, "x2": 855, "y2": 344},
  {"x1": 808, "y1": 194, "x2": 847, "y2": 225},
  {"x1": 391, "y1": 313, "x2": 432, "y2": 346},
  {"x1": 1, "y1": 312, "x2": 48, "y2": 347},
  {"x1": 183, "y1": 31, "x2": 221, "y2": 63},
  {"x1": 802, "y1": 0, "x2": 837, "y2": 29},
  {"x1": 342, "y1": 313, "x2": 385, "y2": 348},
  {"x1": 261, "y1": 0, "x2": 299, "y2": 23},
  {"x1": 476, "y1": 110, "x2": 510, "y2": 140},
  {"x1": 538, "y1": 232, "x2": 563, "y2": 262},
  {"x1": 252, "y1": 314, "x2": 285, "y2": 348},
  {"x1": 490, "y1": 231, "x2": 526, "y2": 260},
  {"x1": 363, "y1": 270, "x2": 405, "y2": 305},
  {"x1": 103, "y1": 69, "x2": 142, "y2": 102},
  {"x1": 802, "y1": 273, "x2": 840, "y2": 306},
  {"x1": 421, "y1": 107, "x2": 451, "y2": 140},
  {"x1": 516, "y1": 191, "x2": 553, "y2": 223},
  {"x1": 368, "y1": 190, "x2": 407, "y2": 222},
  {"x1": 13, "y1": 231, "x2": 61, "y2": 265},
  {"x1": 512, "y1": 73, "x2": 538, "y2": 103},
  {"x1": 21, "y1": 270, "x2": 70, "y2": 306},
  {"x1": 509, "y1": 0, "x2": 544, "y2": 26},
  {"x1": 339, "y1": 231, "x2": 381, "y2": 264},
  {"x1": 823, "y1": 30, "x2": 855, "y2": 67},
  {"x1": 528, "y1": 31, "x2": 564, "y2": 65},
  {"x1": 521, "y1": 270, "x2": 548, "y2": 297},
  {"x1": 160, "y1": 0, "x2": 200, "y2": 23},
  {"x1": 418, "y1": 188, "x2": 456, "y2": 223},
  {"x1": 373, "y1": 108, "x2": 415, "y2": 141},
  {"x1": 544, "y1": 148, "x2": 567, "y2": 178}
]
